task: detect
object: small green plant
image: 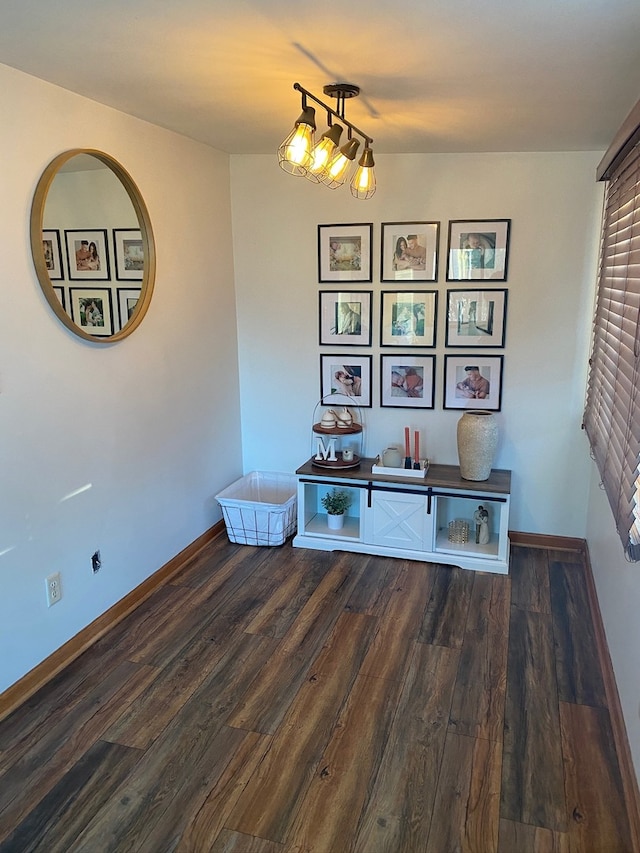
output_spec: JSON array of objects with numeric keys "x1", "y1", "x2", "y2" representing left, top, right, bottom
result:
[{"x1": 321, "y1": 487, "x2": 352, "y2": 516}]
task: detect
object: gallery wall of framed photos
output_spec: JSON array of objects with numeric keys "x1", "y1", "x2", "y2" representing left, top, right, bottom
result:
[
  {"x1": 42, "y1": 227, "x2": 143, "y2": 335},
  {"x1": 316, "y1": 219, "x2": 511, "y2": 413}
]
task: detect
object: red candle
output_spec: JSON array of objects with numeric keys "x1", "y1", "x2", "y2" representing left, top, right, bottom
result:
[
  {"x1": 414, "y1": 430, "x2": 419, "y2": 463},
  {"x1": 404, "y1": 427, "x2": 410, "y2": 457}
]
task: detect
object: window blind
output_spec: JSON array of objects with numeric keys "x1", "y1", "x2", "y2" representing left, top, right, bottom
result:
[{"x1": 583, "y1": 139, "x2": 640, "y2": 560}]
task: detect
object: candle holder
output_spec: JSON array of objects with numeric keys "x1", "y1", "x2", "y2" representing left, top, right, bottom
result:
[{"x1": 448, "y1": 518, "x2": 470, "y2": 544}]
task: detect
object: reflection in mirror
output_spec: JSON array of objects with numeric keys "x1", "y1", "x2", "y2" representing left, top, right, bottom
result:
[{"x1": 30, "y1": 150, "x2": 155, "y2": 342}]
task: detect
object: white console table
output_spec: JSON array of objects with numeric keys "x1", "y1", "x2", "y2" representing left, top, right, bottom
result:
[{"x1": 293, "y1": 457, "x2": 511, "y2": 574}]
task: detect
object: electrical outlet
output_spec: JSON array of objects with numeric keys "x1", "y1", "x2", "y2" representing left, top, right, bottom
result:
[
  {"x1": 46, "y1": 572, "x2": 62, "y2": 607},
  {"x1": 91, "y1": 550, "x2": 101, "y2": 573}
]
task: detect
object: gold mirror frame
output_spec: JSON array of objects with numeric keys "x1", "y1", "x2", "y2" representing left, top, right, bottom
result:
[{"x1": 30, "y1": 149, "x2": 156, "y2": 342}]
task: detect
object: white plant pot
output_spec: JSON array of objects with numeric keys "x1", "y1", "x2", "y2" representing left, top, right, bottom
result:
[{"x1": 327, "y1": 512, "x2": 345, "y2": 530}]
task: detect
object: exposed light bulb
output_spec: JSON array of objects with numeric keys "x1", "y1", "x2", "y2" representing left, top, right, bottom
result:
[
  {"x1": 277, "y1": 106, "x2": 316, "y2": 176},
  {"x1": 322, "y1": 138, "x2": 360, "y2": 189},
  {"x1": 350, "y1": 147, "x2": 376, "y2": 199},
  {"x1": 306, "y1": 124, "x2": 343, "y2": 183}
]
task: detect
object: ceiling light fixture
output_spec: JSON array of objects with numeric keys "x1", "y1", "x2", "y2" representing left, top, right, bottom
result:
[{"x1": 278, "y1": 82, "x2": 376, "y2": 199}]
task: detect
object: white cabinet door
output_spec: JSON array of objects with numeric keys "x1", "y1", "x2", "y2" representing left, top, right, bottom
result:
[{"x1": 369, "y1": 490, "x2": 429, "y2": 551}]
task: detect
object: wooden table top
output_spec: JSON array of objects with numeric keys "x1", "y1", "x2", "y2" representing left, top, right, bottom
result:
[{"x1": 296, "y1": 457, "x2": 511, "y2": 495}]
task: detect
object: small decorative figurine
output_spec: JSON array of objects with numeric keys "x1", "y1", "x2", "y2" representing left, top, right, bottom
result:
[
  {"x1": 474, "y1": 504, "x2": 490, "y2": 545},
  {"x1": 336, "y1": 407, "x2": 353, "y2": 428},
  {"x1": 320, "y1": 409, "x2": 338, "y2": 429}
]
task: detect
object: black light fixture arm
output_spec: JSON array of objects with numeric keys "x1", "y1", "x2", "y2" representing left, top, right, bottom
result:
[{"x1": 293, "y1": 82, "x2": 373, "y2": 147}]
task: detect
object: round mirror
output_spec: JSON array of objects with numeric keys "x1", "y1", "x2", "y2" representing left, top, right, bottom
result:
[{"x1": 30, "y1": 149, "x2": 156, "y2": 342}]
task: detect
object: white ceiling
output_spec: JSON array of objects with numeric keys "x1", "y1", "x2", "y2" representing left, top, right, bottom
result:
[{"x1": 1, "y1": 0, "x2": 639, "y2": 155}]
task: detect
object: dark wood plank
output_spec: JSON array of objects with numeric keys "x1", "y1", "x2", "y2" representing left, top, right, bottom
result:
[
  {"x1": 226, "y1": 554, "x2": 363, "y2": 734},
  {"x1": 510, "y1": 544, "x2": 551, "y2": 614},
  {"x1": 90, "y1": 582, "x2": 196, "y2": 659},
  {"x1": 253, "y1": 543, "x2": 334, "y2": 585},
  {"x1": 244, "y1": 555, "x2": 330, "y2": 638},
  {"x1": 498, "y1": 818, "x2": 570, "y2": 853},
  {"x1": 550, "y1": 559, "x2": 607, "y2": 708},
  {"x1": 103, "y1": 569, "x2": 281, "y2": 749},
  {"x1": 175, "y1": 731, "x2": 269, "y2": 853},
  {"x1": 418, "y1": 563, "x2": 475, "y2": 648},
  {"x1": 124, "y1": 546, "x2": 271, "y2": 667},
  {"x1": 426, "y1": 732, "x2": 502, "y2": 853},
  {"x1": 343, "y1": 554, "x2": 404, "y2": 615},
  {"x1": 546, "y1": 547, "x2": 585, "y2": 566},
  {"x1": 0, "y1": 660, "x2": 156, "y2": 842},
  {"x1": 0, "y1": 740, "x2": 142, "y2": 853},
  {"x1": 69, "y1": 725, "x2": 249, "y2": 852},
  {"x1": 359, "y1": 561, "x2": 434, "y2": 681},
  {"x1": 0, "y1": 633, "x2": 136, "y2": 756},
  {"x1": 560, "y1": 701, "x2": 633, "y2": 853},
  {"x1": 169, "y1": 538, "x2": 249, "y2": 589},
  {"x1": 66, "y1": 632, "x2": 277, "y2": 852},
  {"x1": 353, "y1": 642, "x2": 460, "y2": 852},
  {"x1": 210, "y1": 830, "x2": 283, "y2": 853},
  {"x1": 228, "y1": 611, "x2": 377, "y2": 844},
  {"x1": 284, "y1": 672, "x2": 405, "y2": 853},
  {"x1": 501, "y1": 606, "x2": 567, "y2": 831},
  {"x1": 449, "y1": 573, "x2": 510, "y2": 742}
]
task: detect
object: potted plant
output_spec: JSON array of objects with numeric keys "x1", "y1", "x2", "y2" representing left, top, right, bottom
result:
[{"x1": 321, "y1": 487, "x2": 352, "y2": 530}]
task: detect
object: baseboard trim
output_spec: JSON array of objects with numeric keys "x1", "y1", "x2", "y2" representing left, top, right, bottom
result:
[
  {"x1": 0, "y1": 521, "x2": 225, "y2": 723},
  {"x1": 509, "y1": 530, "x2": 586, "y2": 551},
  {"x1": 581, "y1": 544, "x2": 640, "y2": 852}
]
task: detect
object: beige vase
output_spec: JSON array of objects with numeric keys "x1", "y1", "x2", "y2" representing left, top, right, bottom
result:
[{"x1": 456, "y1": 410, "x2": 498, "y2": 481}]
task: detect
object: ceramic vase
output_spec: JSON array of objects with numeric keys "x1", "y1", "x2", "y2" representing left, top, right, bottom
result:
[
  {"x1": 456, "y1": 410, "x2": 498, "y2": 481},
  {"x1": 327, "y1": 513, "x2": 345, "y2": 530}
]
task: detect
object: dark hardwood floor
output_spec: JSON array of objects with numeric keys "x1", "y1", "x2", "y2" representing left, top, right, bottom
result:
[{"x1": 0, "y1": 537, "x2": 635, "y2": 852}]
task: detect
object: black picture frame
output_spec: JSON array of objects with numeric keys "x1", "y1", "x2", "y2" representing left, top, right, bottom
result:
[
  {"x1": 445, "y1": 288, "x2": 507, "y2": 348},
  {"x1": 446, "y1": 219, "x2": 511, "y2": 281},
  {"x1": 320, "y1": 354, "x2": 372, "y2": 407},
  {"x1": 69, "y1": 287, "x2": 114, "y2": 336},
  {"x1": 443, "y1": 354, "x2": 504, "y2": 411},
  {"x1": 319, "y1": 290, "x2": 373, "y2": 346},
  {"x1": 380, "y1": 290, "x2": 438, "y2": 348},
  {"x1": 380, "y1": 354, "x2": 436, "y2": 409},
  {"x1": 380, "y1": 221, "x2": 440, "y2": 282},
  {"x1": 42, "y1": 229, "x2": 64, "y2": 280},
  {"x1": 65, "y1": 229, "x2": 111, "y2": 281},
  {"x1": 318, "y1": 223, "x2": 373, "y2": 283}
]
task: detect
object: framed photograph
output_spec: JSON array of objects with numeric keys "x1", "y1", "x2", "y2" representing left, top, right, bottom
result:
[
  {"x1": 65, "y1": 229, "x2": 110, "y2": 281},
  {"x1": 380, "y1": 355, "x2": 435, "y2": 409},
  {"x1": 117, "y1": 287, "x2": 141, "y2": 330},
  {"x1": 381, "y1": 221, "x2": 439, "y2": 282},
  {"x1": 69, "y1": 288, "x2": 114, "y2": 336},
  {"x1": 319, "y1": 290, "x2": 372, "y2": 346},
  {"x1": 380, "y1": 290, "x2": 437, "y2": 348},
  {"x1": 443, "y1": 355, "x2": 504, "y2": 411},
  {"x1": 113, "y1": 228, "x2": 143, "y2": 280},
  {"x1": 446, "y1": 289, "x2": 507, "y2": 347},
  {"x1": 320, "y1": 355, "x2": 372, "y2": 407},
  {"x1": 446, "y1": 219, "x2": 510, "y2": 281},
  {"x1": 42, "y1": 229, "x2": 64, "y2": 280},
  {"x1": 52, "y1": 286, "x2": 66, "y2": 310},
  {"x1": 318, "y1": 223, "x2": 372, "y2": 283}
]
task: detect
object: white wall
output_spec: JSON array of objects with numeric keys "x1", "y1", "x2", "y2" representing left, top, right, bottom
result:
[
  {"x1": 0, "y1": 64, "x2": 242, "y2": 693},
  {"x1": 586, "y1": 453, "x2": 640, "y2": 780},
  {"x1": 230, "y1": 151, "x2": 602, "y2": 536}
]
